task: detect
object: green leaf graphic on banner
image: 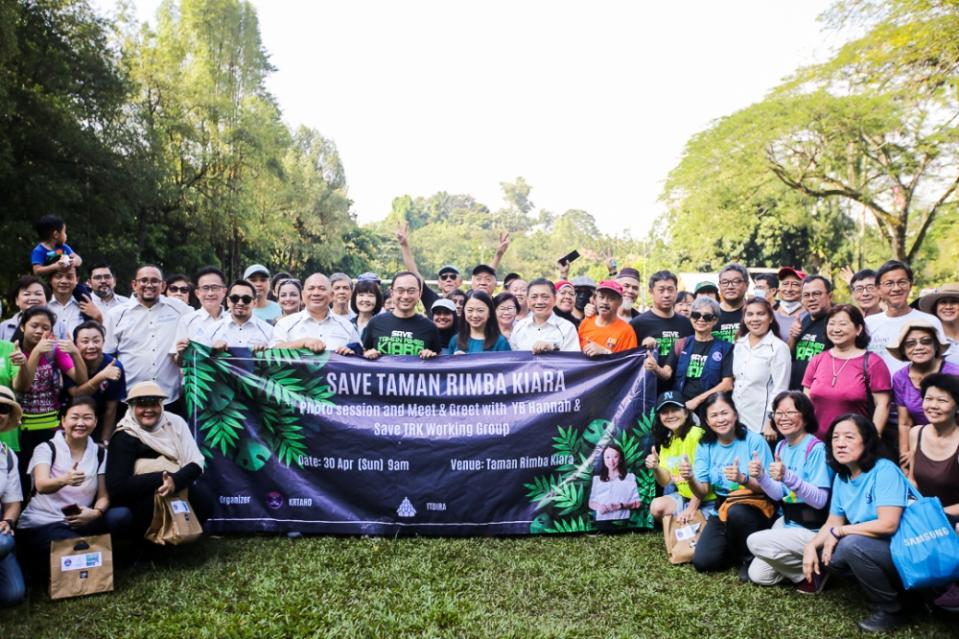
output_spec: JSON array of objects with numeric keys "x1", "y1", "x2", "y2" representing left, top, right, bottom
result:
[
  {"x1": 527, "y1": 412, "x2": 656, "y2": 535},
  {"x1": 235, "y1": 440, "x2": 272, "y2": 471}
]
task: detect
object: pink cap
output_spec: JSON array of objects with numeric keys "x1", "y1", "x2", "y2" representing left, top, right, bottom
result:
[
  {"x1": 555, "y1": 279, "x2": 574, "y2": 291},
  {"x1": 596, "y1": 280, "x2": 624, "y2": 296}
]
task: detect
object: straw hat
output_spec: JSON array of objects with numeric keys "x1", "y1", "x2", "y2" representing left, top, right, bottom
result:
[
  {"x1": 0, "y1": 387, "x2": 22, "y2": 433},
  {"x1": 918, "y1": 283, "x2": 959, "y2": 314},
  {"x1": 885, "y1": 319, "x2": 949, "y2": 362},
  {"x1": 126, "y1": 381, "x2": 169, "y2": 402}
]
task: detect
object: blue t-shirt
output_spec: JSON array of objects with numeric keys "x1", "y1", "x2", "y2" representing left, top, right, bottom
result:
[
  {"x1": 253, "y1": 301, "x2": 282, "y2": 323},
  {"x1": 776, "y1": 434, "x2": 833, "y2": 528},
  {"x1": 694, "y1": 429, "x2": 772, "y2": 496},
  {"x1": 31, "y1": 241, "x2": 74, "y2": 266},
  {"x1": 63, "y1": 354, "x2": 127, "y2": 407},
  {"x1": 448, "y1": 335, "x2": 512, "y2": 353},
  {"x1": 830, "y1": 458, "x2": 910, "y2": 525}
]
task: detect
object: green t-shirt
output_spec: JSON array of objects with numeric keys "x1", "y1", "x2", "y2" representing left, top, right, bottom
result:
[
  {"x1": 659, "y1": 425, "x2": 715, "y2": 501},
  {"x1": 0, "y1": 341, "x2": 19, "y2": 451}
]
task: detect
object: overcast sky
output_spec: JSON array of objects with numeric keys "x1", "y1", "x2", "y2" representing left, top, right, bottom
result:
[{"x1": 96, "y1": 0, "x2": 839, "y2": 235}]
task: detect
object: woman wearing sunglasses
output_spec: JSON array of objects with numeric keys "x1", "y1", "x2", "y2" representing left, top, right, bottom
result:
[
  {"x1": 105, "y1": 381, "x2": 209, "y2": 541},
  {"x1": 886, "y1": 320, "x2": 958, "y2": 470},
  {"x1": 164, "y1": 274, "x2": 194, "y2": 308},
  {"x1": 651, "y1": 297, "x2": 733, "y2": 415}
]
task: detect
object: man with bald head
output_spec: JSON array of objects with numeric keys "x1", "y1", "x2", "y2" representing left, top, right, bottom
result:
[{"x1": 271, "y1": 273, "x2": 360, "y2": 354}]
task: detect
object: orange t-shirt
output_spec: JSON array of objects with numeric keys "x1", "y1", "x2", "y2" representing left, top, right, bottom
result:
[{"x1": 578, "y1": 316, "x2": 638, "y2": 352}]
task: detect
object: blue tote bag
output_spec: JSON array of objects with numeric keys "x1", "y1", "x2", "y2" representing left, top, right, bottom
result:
[{"x1": 890, "y1": 485, "x2": 959, "y2": 590}]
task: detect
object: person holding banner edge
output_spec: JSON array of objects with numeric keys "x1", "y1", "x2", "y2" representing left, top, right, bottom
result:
[{"x1": 363, "y1": 272, "x2": 441, "y2": 360}]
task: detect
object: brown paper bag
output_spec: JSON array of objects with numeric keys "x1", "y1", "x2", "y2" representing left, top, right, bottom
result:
[
  {"x1": 49, "y1": 534, "x2": 114, "y2": 600},
  {"x1": 144, "y1": 491, "x2": 203, "y2": 545},
  {"x1": 663, "y1": 510, "x2": 707, "y2": 565}
]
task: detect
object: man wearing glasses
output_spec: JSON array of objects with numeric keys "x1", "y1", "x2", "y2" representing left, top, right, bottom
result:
[
  {"x1": 865, "y1": 260, "x2": 944, "y2": 374},
  {"x1": 271, "y1": 273, "x2": 360, "y2": 355},
  {"x1": 209, "y1": 280, "x2": 274, "y2": 350},
  {"x1": 849, "y1": 268, "x2": 882, "y2": 318},
  {"x1": 774, "y1": 267, "x2": 805, "y2": 340},
  {"x1": 714, "y1": 263, "x2": 750, "y2": 343},
  {"x1": 171, "y1": 266, "x2": 228, "y2": 364},
  {"x1": 87, "y1": 263, "x2": 129, "y2": 312},
  {"x1": 104, "y1": 264, "x2": 191, "y2": 407},
  {"x1": 787, "y1": 275, "x2": 833, "y2": 390},
  {"x1": 363, "y1": 272, "x2": 441, "y2": 359}
]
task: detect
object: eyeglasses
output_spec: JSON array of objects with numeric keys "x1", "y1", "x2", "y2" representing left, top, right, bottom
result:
[
  {"x1": 393, "y1": 287, "x2": 419, "y2": 296},
  {"x1": 903, "y1": 337, "x2": 935, "y2": 349},
  {"x1": 880, "y1": 279, "x2": 911, "y2": 290},
  {"x1": 852, "y1": 284, "x2": 876, "y2": 294},
  {"x1": 718, "y1": 279, "x2": 744, "y2": 287},
  {"x1": 229, "y1": 294, "x2": 254, "y2": 305},
  {"x1": 690, "y1": 312, "x2": 717, "y2": 322},
  {"x1": 167, "y1": 285, "x2": 192, "y2": 294},
  {"x1": 439, "y1": 274, "x2": 458, "y2": 281},
  {"x1": 779, "y1": 281, "x2": 801, "y2": 289},
  {"x1": 197, "y1": 284, "x2": 225, "y2": 293},
  {"x1": 801, "y1": 291, "x2": 826, "y2": 299},
  {"x1": 773, "y1": 410, "x2": 800, "y2": 419},
  {"x1": 496, "y1": 306, "x2": 517, "y2": 314},
  {"x1": 0, "y1": 404, "x2": 11, "y2": 415}
]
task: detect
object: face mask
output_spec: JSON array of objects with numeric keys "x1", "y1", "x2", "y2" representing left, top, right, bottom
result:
[
  {"x1": 574, "y1": 289, "x2": 593, "y2": 312},
  {"x1": 779, "y1": 300, "x2": 802, "y2": 314}
]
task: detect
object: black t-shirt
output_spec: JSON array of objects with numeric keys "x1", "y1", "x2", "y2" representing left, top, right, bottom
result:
[
  {"x1": 555, "y1": 308, "x2": 581, "y2": 328},
  {"x1": 420, "y1": 286, "x2": 440, "y2": 316},
  {"x1": 665, "y1": 339, "x2": 734, "y2": 402},
  {"x1": 713, "y1": 307, "x2": 743, "y2": 344},
  {"x1": 362, "y1": 312, "x2": 442, "y2": 355},
  {"x1": 790, "y1": 312, "x2": 829, "y2": 390},
  {"x1": 630, "y1": 311, "x2": 694, "y2": 359}
]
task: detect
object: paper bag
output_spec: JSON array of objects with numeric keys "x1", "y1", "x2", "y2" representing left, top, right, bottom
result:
[
  {"x1": 49, "y1": 534, "x2": 114, "y2": 600},
  {"x1": 663, "y1": 510, "x2": 707, "y2": 565},
  {"x1": 144, "y1": 491, "x2": 203, "y2": 545}
]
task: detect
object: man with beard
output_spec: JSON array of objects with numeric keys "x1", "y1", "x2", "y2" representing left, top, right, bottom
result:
[
  {"x1": 272, "y1": 273, "x2": 360, "y2": 354},
  {"x1": 578, "y1": 281, "x2": 637, "y2": 356},
  {"x1": 714, "y1": 263, "x2": 749, "y2": 343},
  {"x1": 87, "y1": 263, "x2": 129, "y2": 312},
  {"x1": 210, "y1": 280, "x2": 274, "y2": 350},
  {"x1": 430, "y1": 299, "x2": 458, "y2": 354},
  {"x1": 363, "y1": 272, "x2": 441, "y2": 359},
  {"x1": 630, "y1": 270, "x2": 693, "y2": 363},
  {"x1": 774, "y1": 267, "x2": 805, "y2": 341},
  {"x1": 787, "y1": 275, "x2": 833, "y2": 390},
  {"x1": 48, "y1": 266, "x2": 101, "y2": 332},
  {"x1": 615, "y1": 267, "x2": 642, "y2": 320},
  {"x1": 104, "y1": 265, "x2": 191, "y2": 406}
]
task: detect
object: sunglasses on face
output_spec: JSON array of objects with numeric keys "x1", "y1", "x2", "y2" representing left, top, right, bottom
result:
[
  {"x1": 690, "y1": 312, "x2": 717, "y2": 322},
  {"x1": 167, "y1": 285, "x2": 191, "y2": 294},
  {"x1": 903, "y1": 337, "x2": 935, "y2": 349},
  {"x1": 229, "y1": 294, "x2": 254, "y2": 305},
  {"x1": 439, "y1": 274, "x2": 458, "y2": 281},
  {"x1": 129, "y1": 398, "x2": 162, "y2": 407}
]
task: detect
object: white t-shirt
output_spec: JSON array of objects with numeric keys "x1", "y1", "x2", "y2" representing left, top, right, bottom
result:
[
  {"x1": 590, "y1": 473, "x2": 640, "y2": 521},
  {"x1": 0, "y1": 443, "x2": 22, "y2": 505},
  {"x1": 865, "y1": 309, "x2": 945, "y2": 374},
  {"x1": 18, "y1": 432, "x2": 105, "y2": 529}
]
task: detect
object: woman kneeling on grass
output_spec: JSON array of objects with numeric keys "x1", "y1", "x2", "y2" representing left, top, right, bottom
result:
[
  {"x1": 688, "y1": 392, "x2": 775, "y2": 579},
  {"x1": 802, "y1": 413, "x2": 911, "y2": 634},
  {"x1": 17, "y1": 397, "x2": 132, "y2": 572},
  {"x1": 745, "y1": 391, "x2": 833, "y2": 591},
  {"x1": 105, "y1": 381, "x2": 210, "y2": 540},
  {"x1": 645, "y1": 391, "x2": 716, "y2": 524}
]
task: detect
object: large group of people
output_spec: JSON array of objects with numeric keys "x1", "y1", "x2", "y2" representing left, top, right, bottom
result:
[{"x1": 0, "y1": 215, "x2": 956, "y2": 631}]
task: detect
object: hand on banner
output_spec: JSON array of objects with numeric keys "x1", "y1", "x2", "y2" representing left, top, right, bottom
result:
[
  {"x1": 419, "y1": 349, "x2": 438, "y2": 360},
  {"x1": 583, "y1": 340, "x2": 610, "y2": 358},
  {"x1": 334, "y1": 346, "x2": 355, "y2": 356},
  {"x1": 211, "y1": 340, "x2": 228, "y2": 352},
  {"x1": 363, "y1": 348, "x2": 381, "y2": 360},
  {"x1": 677, "y1": 454, "x2": 693, "y2": 480},
  {"x1": 251, "y1": 343, "x2": 269, "y2": 353},
  {"x1": 302, "y1": 338, "x2": 327, "y2": 353},
  {"x1": 175, "y1": 338, "x2": 190, "y2": 356},
  {"x1": 531, "y1": 341, "x2": 557, "y2": 355}
]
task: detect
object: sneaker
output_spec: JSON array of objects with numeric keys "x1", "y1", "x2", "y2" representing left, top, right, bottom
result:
[
  {"x1": 857, "y1": 611, "x2": 906, "y2": 633},
  {"x1": 795, "y1": 571, "x2": 829, "y2": 595},
  {"x1": 934, "y1": 582, "x2": 959, "y2": 612}
]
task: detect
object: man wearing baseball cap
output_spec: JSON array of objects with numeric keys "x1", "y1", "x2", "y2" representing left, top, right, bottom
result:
[
  {"x1": 578, "y1": 280, "x2": 637, "y2": 356},
  {"x1": 243, "y1": 264, "x2": 281, "y2": 323},
  {"x1": 775, "y1": 267, "x2": 805, "y2": 340},
  {"x1": 615, "y1": 267, "x2": 642, "y2": 320}
]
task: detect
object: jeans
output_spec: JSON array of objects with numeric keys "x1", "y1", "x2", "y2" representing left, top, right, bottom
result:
[
  {"x1": 18, "y1": 507, "x2": 133, "y2": 577},
  {"x1": 693, "y1": 504, "x2": 774, "y2": 572},
  {"x1": 828, "y1": 534, "x2": 902, "y2": 614},
  {"x1": 0, "y1": 532, "x2": 26, "y2": 606}
]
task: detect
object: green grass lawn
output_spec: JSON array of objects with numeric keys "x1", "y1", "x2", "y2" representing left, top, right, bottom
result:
[{"x1": 3, "y1": 532, "x2": 954, "y2": 639}]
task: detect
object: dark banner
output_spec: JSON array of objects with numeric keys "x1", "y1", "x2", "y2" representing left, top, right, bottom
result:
[{"x1": 184, "y1": 344, "x2": 657, "y2": 536}]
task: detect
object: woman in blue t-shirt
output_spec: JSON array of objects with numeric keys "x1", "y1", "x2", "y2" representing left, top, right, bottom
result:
[
  {"x1": 450, "y1": 291, "x2": 510, "y2": 354},
  {"x1": 802, "y1": 413, "x2": 911, "y2": 634},
  {"x1": 688, "y1": 392, "x2": 774, "y2": 577},
  {"x1": 745, "y1": 391, "x2": 832, "y2": 590}
]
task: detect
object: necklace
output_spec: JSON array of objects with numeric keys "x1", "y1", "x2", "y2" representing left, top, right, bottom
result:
[{"x1": 830, "y1": 351, "x2": 851, "y2": 387}]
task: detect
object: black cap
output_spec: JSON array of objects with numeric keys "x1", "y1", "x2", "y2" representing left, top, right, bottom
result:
[
  {"x1": 472, "y1": 264, "x2": 496, "y2": 277},
  {"x1": 438, "y1": 265, "x2": 460, "y2": 277},
  {"x1": 656, "y1": 390, "x2": 685, "y2": 411},
  {"x1": 503, "y1": 272, "x2": 522, "y2": 289}
]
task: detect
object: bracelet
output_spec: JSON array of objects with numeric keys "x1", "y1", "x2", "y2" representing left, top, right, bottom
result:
[{"x1": 829, "y1": 526, "x2": 842, "y2": 540}]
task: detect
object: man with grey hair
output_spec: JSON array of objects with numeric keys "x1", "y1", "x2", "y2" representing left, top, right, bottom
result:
[
  {"x1": 329, "y1": 272, "x2": 356, "y2": 321},
  {"x1": 271, "y1": 273, "x2": 360, "y2": 354},
  {"x1": 714, "y1": 263, "x2": 749, "y2": 343}
]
